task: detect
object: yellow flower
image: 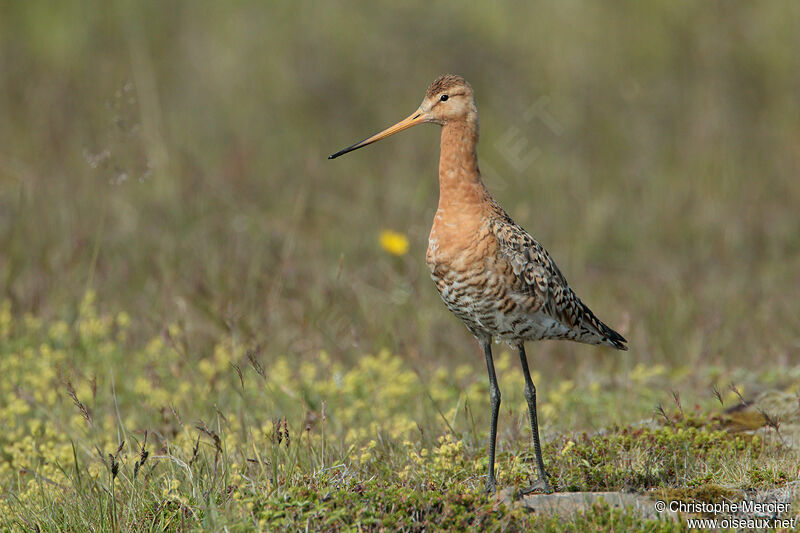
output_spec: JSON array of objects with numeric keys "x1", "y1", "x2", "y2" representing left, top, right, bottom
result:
[
  {"x1": 630, "y1": 363, "x2": 666, "y2": 384},
  {"x1": 561, "y1": 439, "x2": 575, "y2": 455},
  {"x1": 116, "y1": 312, "x2": 131, "y2": 329},
  {"x1": 379, "y1": 230, "x2": 409, "y2": 256}
]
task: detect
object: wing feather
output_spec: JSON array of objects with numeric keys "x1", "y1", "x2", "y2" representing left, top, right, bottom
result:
[{"x1": 490, "y1": 210, "x2": 628, "y2": 350}]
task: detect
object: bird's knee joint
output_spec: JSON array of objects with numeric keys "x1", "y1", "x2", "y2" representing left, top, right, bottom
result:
[
  {"x1": 490, "y1": 387, "x2": 501, "y2": 406},
  {"x1": 524, "y1": 384, "x2": 536, "y2": 402}
]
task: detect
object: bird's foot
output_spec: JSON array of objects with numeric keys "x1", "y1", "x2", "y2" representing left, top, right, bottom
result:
[
  {"x1": 484, "y1": 476, "x2": 498, "y2": 495},
  {"x1": 518, "y1": 477, "x2": 553, "y2": 496}
]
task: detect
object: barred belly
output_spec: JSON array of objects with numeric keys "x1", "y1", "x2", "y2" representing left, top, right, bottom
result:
[{"x1": 430, "y1": 262, "x2": 572, "y2": 343}]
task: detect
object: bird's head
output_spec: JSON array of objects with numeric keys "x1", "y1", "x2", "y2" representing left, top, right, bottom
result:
[
  {"x1": 419, "y1": 74, "x2": 477, "y2": 125},
  {"x1": 329, "y1": 74, "x2": 476, "y2": 159}
]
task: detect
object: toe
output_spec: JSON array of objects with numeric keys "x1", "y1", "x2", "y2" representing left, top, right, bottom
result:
[{"x1": 519, "y1": 477, "x2": 553, "y2": 495}]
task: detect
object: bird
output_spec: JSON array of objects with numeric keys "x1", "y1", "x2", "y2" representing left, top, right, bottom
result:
[{"x1": 329, "y1": 74, "x2": 627, "y2": 494}]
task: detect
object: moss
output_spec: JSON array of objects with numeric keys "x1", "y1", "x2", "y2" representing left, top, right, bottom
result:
[
  {"x1": 717, "y1": 409, "x2": 769, "y2": 432},
  {"x1": 545, "y1": 420, "x2": 773, "y2": 493},
  {"x1": 253, "y1": 482, "x2": 685, "y2": 532}
]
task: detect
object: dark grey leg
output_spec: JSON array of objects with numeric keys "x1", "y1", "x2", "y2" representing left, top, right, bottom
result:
[
  {"x1": 482, "y1": 339, "x2": 501, "y2": 494},
  {"x1": 518, "y1": 344, "x2": 553, "y2": 494}
]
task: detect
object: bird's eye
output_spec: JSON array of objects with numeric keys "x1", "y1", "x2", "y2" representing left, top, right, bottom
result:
[{"x1": 440, "y1": 94, "x2": 449, "y2": 102}]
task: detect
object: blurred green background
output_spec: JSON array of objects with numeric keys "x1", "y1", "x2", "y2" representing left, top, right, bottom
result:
[{"x1": 1, "y1": 0, "x2": 799, "y2": 384}]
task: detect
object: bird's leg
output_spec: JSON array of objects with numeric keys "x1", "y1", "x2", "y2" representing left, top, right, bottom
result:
[
  {"x1": 482, "y1": 339, "x2": 501, "y2": 494},
  {"x1": 518, "y1": 344, "x2": 553, "y2": 494}
]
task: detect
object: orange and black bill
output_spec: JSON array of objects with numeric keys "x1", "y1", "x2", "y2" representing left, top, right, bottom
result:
[{"x1": 328, "y1": 110, "x2": 427, "y2": 159}]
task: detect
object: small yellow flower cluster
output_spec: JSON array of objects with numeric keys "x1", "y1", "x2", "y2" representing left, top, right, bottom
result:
[
  {"x1": 359, "y1": 438, "x2": 378, "y2": 462},
  {"x1": 379, "y1": 230, "x2": 410, "y2": 256},
  {"x1": 561, "y1": 439, "x2": 575, "y2": 456},
  {"x1": 403, "y1": 433, "x2": 474, "y2": 485},
  {"x1": 77, "y1": 290, "x2": 114, "y2": 343},
  {"x1": 161, "y1": 477, "x2": 181, "y2": 497},
  {"x1": 199, "y1": 335, "x2": 247, "y2": 379},
  {"x1": 5, "y1": 291, "x2": 651, "y2": 524},
  {"x1": 629, "y1": 362, "x2": 667, "y2": 385},
  {"x1": 539, "y1": 380, "x2": 575, "y2": 420}
]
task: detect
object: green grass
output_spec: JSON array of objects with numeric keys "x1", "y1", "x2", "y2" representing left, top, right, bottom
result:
[
  {"x1": 0, "y1": 299, "x2": 797, "y2": 530},
  {"x1": 2, "y1": 1, "x2": 800, "y2": 530}
]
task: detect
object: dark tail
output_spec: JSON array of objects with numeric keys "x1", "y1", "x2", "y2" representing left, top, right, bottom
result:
[
  {"x1": 580, "y1": 301, "x2": 628, "y2": 351},
  {"x1": 600, "y1": 323, "x2": 628, "y2": 351}
]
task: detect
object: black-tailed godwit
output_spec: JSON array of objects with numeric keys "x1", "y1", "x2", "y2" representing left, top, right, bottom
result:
[{"x1": 329, "y1": 74, "x2": 627, "y2": 494}]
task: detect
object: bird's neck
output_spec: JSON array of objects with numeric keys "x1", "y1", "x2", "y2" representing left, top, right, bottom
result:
[{"x1": 437, "y1": 120, "x2": 487, "y2": 210}]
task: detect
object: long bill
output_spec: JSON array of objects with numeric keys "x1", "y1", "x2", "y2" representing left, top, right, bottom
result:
[{"x1": 328, "y1": 109, "x2": 427, "y2": 159}]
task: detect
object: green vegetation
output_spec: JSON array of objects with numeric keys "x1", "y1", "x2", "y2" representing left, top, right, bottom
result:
[
  {"x1": 1, "y1": 1, "x2": 799, "y2": 530},
  {"x1": 0, "y1": 302, "x2": 793, "y2": 530}
]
